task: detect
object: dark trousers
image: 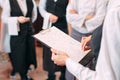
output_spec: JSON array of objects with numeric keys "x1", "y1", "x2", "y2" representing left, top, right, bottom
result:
[
  {"x1": 9, "y1": 33, "x2": 36, "y2": 78},
  {"x1": 42, "y1": 45, "x2": 66, "y2": 80}
]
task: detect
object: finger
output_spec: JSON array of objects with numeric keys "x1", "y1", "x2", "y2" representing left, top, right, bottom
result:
[
  {"x1": 24, "y1": 18, "x2": 29, "y2": 22},
  {"x1": 51, "y1": 53, "x2": 58, "y2": 61},
  {"x1": 84, "y1": 46, "x2": 91, "y2": 51},
  {"x1": 82, "y1": 41, "x2": 87, "y2": 51},
  {"x1": 26, "y1": 17, "x2": 30, "y2": 20},
  {"x1": 51, "y1": 48, "x2": 57, "y2": 54},
  {"x1": 54, "y1": 61, "x2": 57, "y2": 64},
  {"x1": 56, "y1": 63, "x2": 59, "y2": 66},
  {"x1": 81, "y1": 40, "x2": 84, "y2": 48},
  {"x1": 51, "y1": 55, "x2": 54, "y2": 61},
  {"x1": 81, "y1": 37, "x2": 84, "y2": 41},
  {"x1": 81, "y1": 37, "x2": 86, "y2": 46},
  {"x1": 81, "y1": 40, "x2": 85, "y2": 50}
]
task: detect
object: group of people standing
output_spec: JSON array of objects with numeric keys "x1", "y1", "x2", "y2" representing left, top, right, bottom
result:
[
  {"x1": 0, "y1": 0, "x2": 68, "y2": 80},
  {"x1": 0, "y1": 0, "x2": 120, "y2": 80}
]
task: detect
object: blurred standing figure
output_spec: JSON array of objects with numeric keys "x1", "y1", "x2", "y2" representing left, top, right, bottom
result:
[
  {"x1": 66, "y1": 0, "x2": 108, "y2": 80},
  {"x1": 2, "y1": 0, "x2": 37, "y2": 79},
  {"x1": 39, "y1": 0, "x2": 68, "y2": 80},
  {"x1": 67, "y1": 0, "x2": 107, "y2": 41}
]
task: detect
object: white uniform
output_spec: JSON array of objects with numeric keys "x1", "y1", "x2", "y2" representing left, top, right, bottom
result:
[
  {"x1": 66, "y1": 0, "x2": 108, "y2": 33},
  {"x1": 66, "y1": 0, "x2": 120, "y2": 80}
]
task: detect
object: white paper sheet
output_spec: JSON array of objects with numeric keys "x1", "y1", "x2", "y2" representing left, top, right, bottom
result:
[
  {"x1": 8, "y1": 18, "x2": 18, "y2": 35},
  {"x1": 33, "y1": 26, "x2": 90, "y2": 62}
]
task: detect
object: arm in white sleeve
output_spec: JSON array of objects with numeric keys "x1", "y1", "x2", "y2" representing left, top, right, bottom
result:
[
  {"x1": 66, "y1": 58, "x2": 97, "y2": 80},
  {"x1": 1, "y1": 0, "x2": 18, "y2": 35},
  {"x1": 32, "y1": 0, "x2": 37, "y2": 22},
  {"x1": 66, "y1": 0, "x2": 87, "y2": 28},
  {"x1": 85, "y1": 0, "x2": 107, "y2": 32},
  {"x1": 38, "y1": 0, "x2": 52, "y2": 29},
  {"x1": 39, "y1": 0, "x2": 51, "y2": 18}
]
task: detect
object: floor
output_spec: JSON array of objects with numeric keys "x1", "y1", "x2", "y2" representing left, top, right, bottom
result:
[{"x1": 0, "y1": 46, "x2": 61, "y2": 80}]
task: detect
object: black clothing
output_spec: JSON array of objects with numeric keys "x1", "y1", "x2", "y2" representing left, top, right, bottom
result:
[
  {"x1": 79, "y1": 25, "x2": 103, "y2": 71},
  {"x1": 90, "y1": 26, "x2": 103, "y2": 60},
  {"x1": 45, "y1": 0, "x2": 68, "y2": 33},
  {"x1": 9, "y1": 0, "x2": 36, "y2": 78},
  {"x1": 42, "y1": 0, "x2": 68, "y2": 80}
]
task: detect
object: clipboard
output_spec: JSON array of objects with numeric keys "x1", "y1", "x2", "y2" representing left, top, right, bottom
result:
[{"x1": 33, "y1": 26, "x2": 90, "y2": 62}]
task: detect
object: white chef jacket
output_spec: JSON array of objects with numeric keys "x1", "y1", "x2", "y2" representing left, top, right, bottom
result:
[
  {"x1": 0, "y1": 0, "x2": 37, "y2": 53},
  {"x1": 66, "y1": 0, "x2": 120, "y2": 80},
  {"x1": 66, "y1": 0, "x2": 108, "y2": 33}
]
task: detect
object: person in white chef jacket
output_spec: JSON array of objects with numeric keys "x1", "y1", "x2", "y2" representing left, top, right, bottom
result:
[
  {"x1": 66, "y1": 0, "x2": 108, "y2": 79},
  {"x1": 66, "y1": 0, "x2": 108, "y2": 41},
  {"x1": 51, "y1": 0, "x2": 120, "y2": 80},
  {"x1": 1, "y1": 0, "x2": 37, "y2": 79}
]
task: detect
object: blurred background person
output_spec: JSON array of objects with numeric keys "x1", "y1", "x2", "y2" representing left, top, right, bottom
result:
[
  {"x1": 39, "y1": 0, "x2": 68, "y2": 80},
  {"x1": 67, "y1": 0, "x2": 107, "y2": 43},
  {"x1": 1, "y1": 0, "x2": 37, "y2": 79}
]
